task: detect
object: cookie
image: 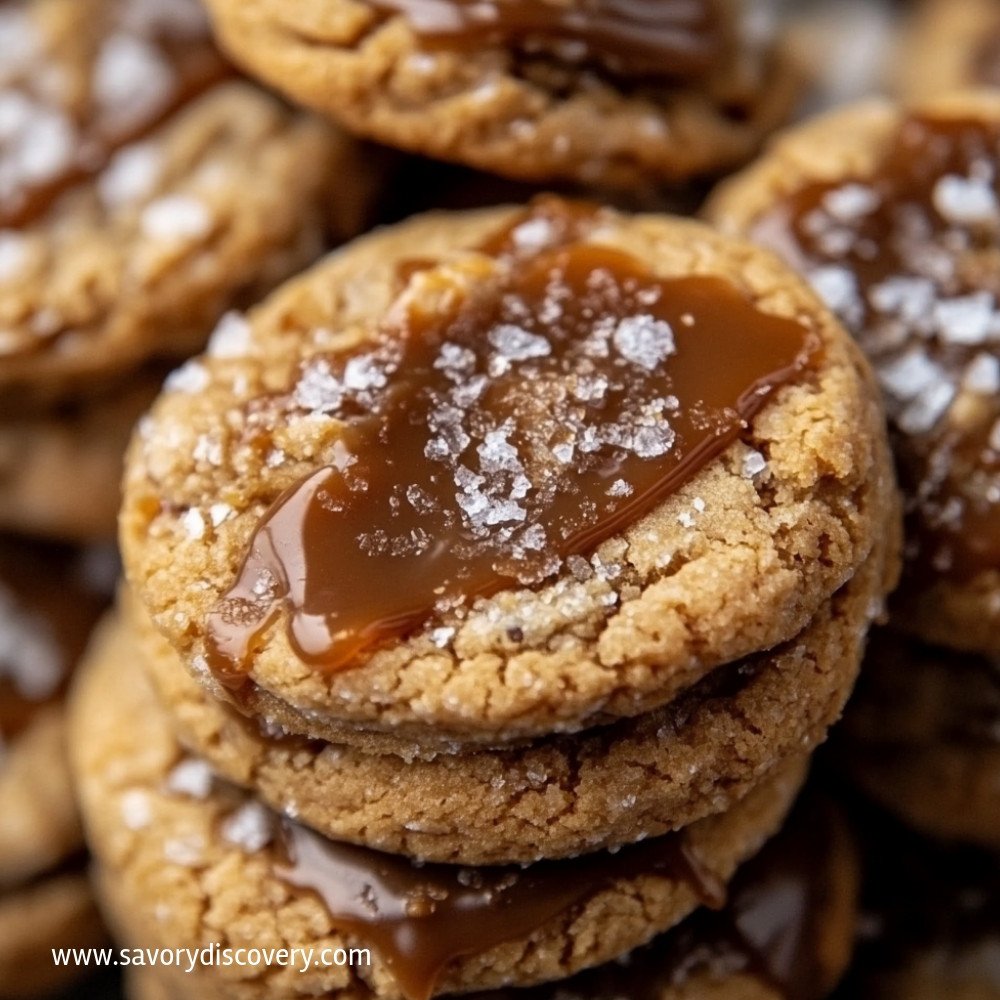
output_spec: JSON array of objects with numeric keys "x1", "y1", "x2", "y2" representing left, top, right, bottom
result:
[
  {"x1": 200, "y1": 0, "x2": 800, "y2": 189},
  {"x1": 70, "y1": 626, "x2": 808, "y2": 1000},
  {"x1": 118, "y1": 527, "x2": 890, "y2": 864},
  {"x1": 896, "y1": 0, "x2": 1000, "y2": 101},
  {"x1": 122, "y1": 793, "x2": 859, "y2": 1000},
  {"x1": 0, "y1": 369, "x2": 162, "y2": 541},
  {"x1": 837, "y1": 629, "x2": 1000, "y2": 850},
  {"x1": 707, "y1": 91, "x2": 1000, "y2": 655},
  {"x1": 0, "y1": 0, "x2": 378, "y2": 408},
  {"x1": 119, "y1": 196, "x2": 896, "y2": 749}
]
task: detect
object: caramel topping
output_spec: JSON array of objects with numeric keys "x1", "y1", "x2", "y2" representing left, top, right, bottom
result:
[
  {"x1": 366, "y1": 0, "x2": 725, "y2": 81},
  {"x1": 0, "y1": 0, "x2": 228, "y2": 231},
  {"x1": 751, "y1": 115, "x2": 1000, "y2": 583},
  {"x1": 276, "y1": 819, "x2": 722, "y2": 1000},
  {"x1": 206, "y1": 198, "x2": 815, "y2": 684},
  {"x1": 474, "y1": 795, "x2": 846, "y2": 1000}
]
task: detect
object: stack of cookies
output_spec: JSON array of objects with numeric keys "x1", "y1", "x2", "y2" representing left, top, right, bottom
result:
[
  {"x1": 0, "y1": 0, "x2": 376, "y2": 993},
  {"x1": 70, "y1": 192, "x2": 898, "y2": 1000}
]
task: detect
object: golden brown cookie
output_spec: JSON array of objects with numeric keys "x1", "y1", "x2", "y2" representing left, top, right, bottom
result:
[
  {"x1": 0, "y1": 0, "x2": 377, "y2": 408},
  {"x1": 896, "y1": 0, "x2": 1000, "y2": 100},
  {"x1": 120, "y1": 197, "x2": 896, "y2": 749},
  {"x1": 70, "y1": 628, "x2": 808, "y2": 1000},
  {"x1": 121, "y1": 794, "x2": 860, "y2": 1000},
  {"x1": 707, "y1": 91, "x2": 1000, "y2": 655},
  {"x1": 119, "y1": 528, "x2": 890, "y2": 864},
  {"x1": 201, "y1": 0, "x2": 800, "y2": 189},
  {"x1": 838, "y1": 630, "x2": 1000, "y2": 850}
]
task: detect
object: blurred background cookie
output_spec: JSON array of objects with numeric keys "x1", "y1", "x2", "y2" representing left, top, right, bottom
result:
[
  {"x1": 201, "y1": 0, "x2": 801, "y2": 190},
  {"x1": 0, "y1": 0, "x2": 384, "y2": 541}
]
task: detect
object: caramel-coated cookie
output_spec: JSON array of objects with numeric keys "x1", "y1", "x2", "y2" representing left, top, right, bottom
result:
[
  {"x1": 70, "y1": 631, "x2": 808, "y2": 1000},
  {"x1": 201, "y1": 0, "x2": 800, "y2": 189},
  {"x1": 122, "y1": 794, "x2": 859, "y2": 1000},
  {"x1": 896, "y1": 0, "x2": 1000, "y2": 100},
  {"x1": 707, "y1": 91, "x2": 1000, "y2": 655},
  {"x1": 837, "y1": 630, "x2": 1000, "y2": 850},
  {"x1": 0, "y1": 0, "x2": 377, "y2": 407},
  {"x1": 120, "y1": 530, "x2": 889, "y2": 864},
  {"x1": 120, "y1": 198, "x2": 895, "y2": 749}
]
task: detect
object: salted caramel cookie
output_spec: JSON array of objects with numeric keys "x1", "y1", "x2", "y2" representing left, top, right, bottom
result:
[
  {"x1": 200, "y1": 0, "x2": 800, "y2": 189},
  {"x1": 0, "y1": 0, "x2": 376, "y2": 407},
  {"x1": 0, "y1": 369, "x2": 162, "y2": 541},
  {"x1": 70, "y1": 628, "x2": 808, "y2": 1000},
  {"x1": 120, "y1": 197, "x2": 896, "y2": 749},
  {"x1": 119, "y1": 530, "x2": 891, "y2": 864},
  {"x1": 707, "y1": 91, "x2": 1000, "y2": 655},
  {"x1": 837, "y1": 629, "x2": 1000, "y2": 850},
  {"x1": 122, "y1": 794, "x2": 859, "y2": 1000},
  {"x1": 896, "y1": 0, "x2": 1000, "y2": 100}
]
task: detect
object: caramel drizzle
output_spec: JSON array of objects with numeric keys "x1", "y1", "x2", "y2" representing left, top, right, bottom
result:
[
  {"x1": 276, "y1": 819, "x2": 723, "y2": 1000},
  {"x1": 205, "y1": 198, "x2": 816, "y2": 686},
  {"x1": 365, "y1": 0, "x2": 724, "y2": 81}
]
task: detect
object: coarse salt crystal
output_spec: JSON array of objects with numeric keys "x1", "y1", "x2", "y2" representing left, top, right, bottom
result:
[
  {"x1": 181, "y1": 508, "x2": 205, "y2": 540},
  {"x1": 933, "y1": 174, "x2": 1000, "y2": 226},
  {"x1": 98, "y1": 142, "x2": 161, "y2": 208},
  {"x1": 612, "y1": 315, "x2": 675, "y2": 371},
  {"x1": 934, "y1": 294, "x2": 996, "y2": 345},
  {"x1": 120, "y1": 789, "x2": 152, "y2": 830},
  {"x1": 209, "y1": 503, "x2": 233, "y2": 527},
  {"x1": 94, "y1": 33, "x2": 173, "y2": 130},
  {"x1": 823, "y1": 183, "x2": 880, "y2": 221},
  {"x1": 165, "y1": 359, "x2": 209, "y2": 394},
  {"x1": 141, "y1": 194, "x2": 211, "y2": 242},
  {"x1": 963, "y1": 353, "x2": 1000, "y2": 394},
  {"x1": 742, "y1": 450, "x2": 767, "y2": 477},
  {"x1": 220, "y1": 801, "x2": 274, "y2": 853},
  {"x1": 207, "y1": 312, "x2": 251, "y2": 358},
  {"x1": 165, "y1": 758, "x2": 214, "y2": 799}
]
